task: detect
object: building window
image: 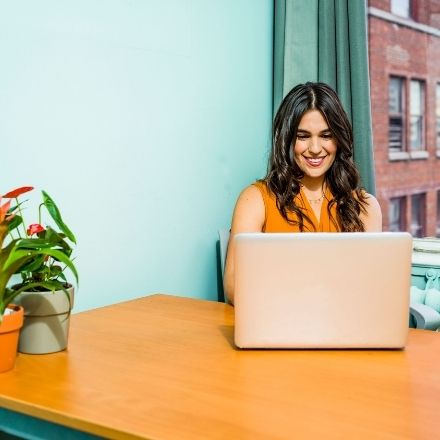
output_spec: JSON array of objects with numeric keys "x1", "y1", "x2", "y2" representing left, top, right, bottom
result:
[
  {"x1": 410, "y1": 193, "x2": 426, "y2": 237},
  {"x1": 391, "y1": 0, "x2": 411, "y2": 18},
  {"x1": 410, "y1": 80, "x2": 425, "y2": 150},
  {"x1": 389, "y1": 77, "x2": 405, "y2": 151},
  {"x1": 437, "y1": 191, "x2": 440, "y2": 238},
  {"x1": 389, "y1": 197, "x2": 406, "y2": 232},
  {"x1": 436, "y1": 84, "x2": 440, "y2": 150}
]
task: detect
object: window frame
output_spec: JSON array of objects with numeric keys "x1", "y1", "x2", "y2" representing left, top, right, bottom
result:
[
  {"x1": 409, "y1": 79, "x2": 425, "y2": 151},
  {"x1": 390, "y1": 0, "x2": 412, "y2": 19},
  {"x1": 410, "y1": 193, "x2": 426, "y2": 238},
  {"x1": 436, "y1": 83, "x2": 440, "y2": 152},
  {"x1": 388, "y1": 76, "x2": 406, "y2": 153},
  {"x1": 437, "y1": 190, "x2": 440, "y2": 238},
  {"x1": 389, "y1": 196, "x2": 407, "y2": 232}
]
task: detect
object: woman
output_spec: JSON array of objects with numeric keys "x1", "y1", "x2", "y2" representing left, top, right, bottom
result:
[{"x1": 224, "y1": 82, "x2": 382, "y2": 304}]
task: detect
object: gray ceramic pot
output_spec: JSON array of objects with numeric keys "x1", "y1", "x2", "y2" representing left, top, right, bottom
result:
[{"x1": 15, "y1": 286, "x2": 74, "y2": 354}]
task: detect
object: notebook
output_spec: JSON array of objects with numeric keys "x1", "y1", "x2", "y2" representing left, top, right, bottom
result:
[{"x1": 234, "y1": 232, "x2": 412, "y2": 349}]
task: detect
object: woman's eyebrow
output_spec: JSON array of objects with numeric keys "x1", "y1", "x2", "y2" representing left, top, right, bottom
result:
[{"x1": 296, "y1": 128, "x2": 331, "y2": 134}]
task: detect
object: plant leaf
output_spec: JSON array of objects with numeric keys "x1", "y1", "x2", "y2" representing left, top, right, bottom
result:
[
  {"x1": 3, "y1": 249, "x2": 39, "y2": 273},
  {"x1": 44, "y1": 227, "x2": 72, "y2": 252},
  {"x1": 39, "y1": 248, "x2": 79, "y2": 284},
  {"x1": 2, "y1": 186, "x2": 34, "y2": 199},
  {"x1": 18, "y1": 254, "x2": 46, "y2": 273},
  {"x1": 42, "y1": 191, "x2": 76, "y2": 244},
  {"x1": 0, "y1": 239, "x2": 19, "y2": 271},
  {"x1": 6, "y1": 215, "x2": 23, "y2": 233},
  {"x1": 0, "y1": 253, "x2": 40, "y2": 298},
  {"x1": 15, "y1": 238, "x2": 55, "y2": 249}
]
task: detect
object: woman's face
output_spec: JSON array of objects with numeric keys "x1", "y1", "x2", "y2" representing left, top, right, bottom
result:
[{"x1": 292, "y1": 109, "x2": 337, "y2": 181}]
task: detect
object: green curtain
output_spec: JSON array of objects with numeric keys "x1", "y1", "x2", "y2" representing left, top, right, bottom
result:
[{"x1": 273, "y1": 0, "x2": 376, "y2": 194}]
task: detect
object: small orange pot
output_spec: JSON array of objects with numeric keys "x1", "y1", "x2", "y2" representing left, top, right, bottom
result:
[{"x1": 0, "y1": 305, "x2": 24, "y2": 373}]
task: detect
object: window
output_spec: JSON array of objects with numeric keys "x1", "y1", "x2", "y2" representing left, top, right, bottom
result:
[
  {"x1": 410, "y1": 80, "x2": 425, "y2": 150},
  {"x1": 389, "y1": 197, "x2": 406, "y2": 232},
  {"x1": 389, "y1": 76, "x2": 427, "y2": 157},
  {"x1": 437, "y1": 191, "x2": 440, "y2": 238},
  {"x1": 391, "y1": 0, "x2": 411, "y2": 18},
  {"x1": 410, "y1": 193, "x2": 426, "y2": 237},
  {"x1": 436, "y1": 84, "x2": 440, "y2": 149},
  {"x1": 389, "y1": 77, "x2": 405, "y2": 151}
]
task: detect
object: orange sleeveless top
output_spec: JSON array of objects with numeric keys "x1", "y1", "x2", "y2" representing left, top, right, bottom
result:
[{"x1": 253, "y1": 181, "x2": 340, "y2": 232}]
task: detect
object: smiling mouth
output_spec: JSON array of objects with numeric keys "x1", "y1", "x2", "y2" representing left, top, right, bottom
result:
[{"x1": 303, "y1": 156, "x2": 326, "y2": 167}]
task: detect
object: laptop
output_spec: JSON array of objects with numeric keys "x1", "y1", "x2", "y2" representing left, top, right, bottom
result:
[{"x1": 234, "y1": 232, "x2": 412, "y2": 349}]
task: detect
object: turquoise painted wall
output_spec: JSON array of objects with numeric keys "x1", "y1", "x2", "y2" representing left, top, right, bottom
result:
[{"x1": 0, "y1": 1, "x2": 273, "y2": 311}]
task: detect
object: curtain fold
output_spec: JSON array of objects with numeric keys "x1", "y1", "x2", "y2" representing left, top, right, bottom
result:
[{"x1": 273, "y1": 0, "x2": 376, "y2": 194}]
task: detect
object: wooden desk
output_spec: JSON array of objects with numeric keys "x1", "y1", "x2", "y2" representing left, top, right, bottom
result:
[{"x1": 0, "y1": 294, "x2": 439, "y2": 439}]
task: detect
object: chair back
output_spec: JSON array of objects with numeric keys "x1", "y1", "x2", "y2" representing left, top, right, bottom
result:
[{"x1": 218, "y1": 229, "x2": 230, "y2": 278}]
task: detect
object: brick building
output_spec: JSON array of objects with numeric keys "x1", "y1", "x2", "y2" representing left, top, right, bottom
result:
[{"x1": 368, "y1": 0, "x2": 440, "y2": 236}]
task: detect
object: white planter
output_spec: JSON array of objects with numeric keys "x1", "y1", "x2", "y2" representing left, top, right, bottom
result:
[{"x1": 14, "y1": 286, "x2": 74, "y2": 354}]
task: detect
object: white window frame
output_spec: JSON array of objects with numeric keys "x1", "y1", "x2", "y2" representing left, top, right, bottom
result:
[
  {"x1": 391, "y1": 0, "x2": 411, "y2": 18},
  {"x1": 409, "y1": 79, "x2": 425, "y2": 151}
]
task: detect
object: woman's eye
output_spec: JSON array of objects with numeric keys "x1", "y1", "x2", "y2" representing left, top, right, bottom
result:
[
  {"x1": 296, "y1": 134, "x2": 308, "y2": 140},
  {"x1": 321, "y1": 133, "x2": 333, "y2": 139}
]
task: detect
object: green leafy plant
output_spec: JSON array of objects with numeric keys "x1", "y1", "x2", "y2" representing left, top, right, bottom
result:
[
  {"x1": 0, "y1": 223, "x2": 34, "y2": 321},
  {"x1": 0, "y1": 186, "x2": 78, "y2": 320}
]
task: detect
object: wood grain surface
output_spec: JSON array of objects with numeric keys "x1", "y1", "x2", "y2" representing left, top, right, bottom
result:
[{"x1": 0, "y1": 294, "x2": 439, "y2": 439}]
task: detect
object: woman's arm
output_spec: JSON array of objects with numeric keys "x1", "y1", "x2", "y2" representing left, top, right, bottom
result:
[
  {"x1": 223, "y1": 185, "x2": 265, "y2": 305},
  {"x1": 361, "y1": 193, "x2": 383, "y2": 232}
]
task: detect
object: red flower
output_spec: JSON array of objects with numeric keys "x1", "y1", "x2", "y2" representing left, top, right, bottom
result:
[
  {"x1": 27, "y1": 223, "x2": 45, "y2": 236},
  {"x1": 0, "y1": 198, "x2": 11, "y2": 223},
  {"x1": 3, "y1": 186, "x2": 34, "y2": 199}
]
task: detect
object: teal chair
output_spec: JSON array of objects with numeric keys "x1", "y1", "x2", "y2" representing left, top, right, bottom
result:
[
  {"x1": 218, "y1": 229, "x2": 230, "y2": 303},
  {"x1": 410, "y1": 269, "x2": 440, "y2": 331},
  {"x1": 410, "y1": 239, "x2": 440, "y2": 331}
]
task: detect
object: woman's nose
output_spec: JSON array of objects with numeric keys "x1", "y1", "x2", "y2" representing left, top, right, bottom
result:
[{"x1": 308, "y1": 137, "x2": 322, "y2": 154}]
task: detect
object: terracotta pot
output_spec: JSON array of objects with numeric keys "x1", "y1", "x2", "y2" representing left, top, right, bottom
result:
[
  {"x1": 15, "y1": 286, "x2": 74, "y2": 354},
  {"x1": 0, "y1": 305, "x2": 24, "y2": 373}
]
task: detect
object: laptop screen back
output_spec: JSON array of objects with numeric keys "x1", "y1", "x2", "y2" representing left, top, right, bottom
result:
[{"x1": 234, "y1": 232, "x2": 412, "y2": 349}]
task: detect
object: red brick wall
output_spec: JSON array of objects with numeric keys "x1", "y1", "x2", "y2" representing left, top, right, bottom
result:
[
  {"x1": 369, "y1": 0, "x2": 390, "y2": 10},
  {"x1": 368, "y1": 5, "x2": 440, "y2": 236},
  {"x1": 369, "y1": 0, "x2": 440, "y2": 27},
  {"x1": 413, "y1": 0, "x2": 440, "y2": 26}
]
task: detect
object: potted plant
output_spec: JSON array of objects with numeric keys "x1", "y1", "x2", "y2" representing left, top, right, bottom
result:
[
  {"x1": 0, "y1": 197, "x2": 39, "y2": 372},
  {"x1": 0, "y1": 222, "x2": 24, "y2": 372},
  {"x1": 1, "y1": 186, "x2": 78, "y2": 355}
]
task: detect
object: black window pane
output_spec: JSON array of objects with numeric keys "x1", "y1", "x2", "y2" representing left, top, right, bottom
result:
[{"x1": 389, "y1": 116, "x2": 403, "y2": 150}]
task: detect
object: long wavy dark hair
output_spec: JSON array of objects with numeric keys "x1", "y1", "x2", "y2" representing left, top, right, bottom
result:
[{"x1": 264, "y1": 82, "x2": 367, "y2": 232}]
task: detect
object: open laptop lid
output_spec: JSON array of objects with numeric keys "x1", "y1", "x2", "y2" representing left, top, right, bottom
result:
[{"x1": 234, "y1": 232, "x2": 412, "y2": 349}]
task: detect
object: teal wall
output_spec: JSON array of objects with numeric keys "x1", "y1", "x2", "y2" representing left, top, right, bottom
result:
[{"x1": 0, "y1": 1, "x2": 273, "y2": 311}]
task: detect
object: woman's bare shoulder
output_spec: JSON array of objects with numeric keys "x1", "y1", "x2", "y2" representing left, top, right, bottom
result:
[
  {"x1": 359, "y1": 192, "x2": 382, "y2": 232},
  {"x1": 361, "y1": 191, "x2": 381, "y2": 208},
  {"x1": 237, "y1": 183, "x2": 264, "y2": 202},
  {"x1": 232, "y1": 184, "x2": 265, "y2": 232}
]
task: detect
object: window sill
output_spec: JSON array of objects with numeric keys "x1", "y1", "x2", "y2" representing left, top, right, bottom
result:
[
  {"x1": 409, "y1": 150, "x2": 429, "y2": 160},
  {"x1": 389, "y1": 151, "x2": 410, "y2": 161},
  {"x1": 388, "y1": 150, "x2": 429, "y2": 161}
]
